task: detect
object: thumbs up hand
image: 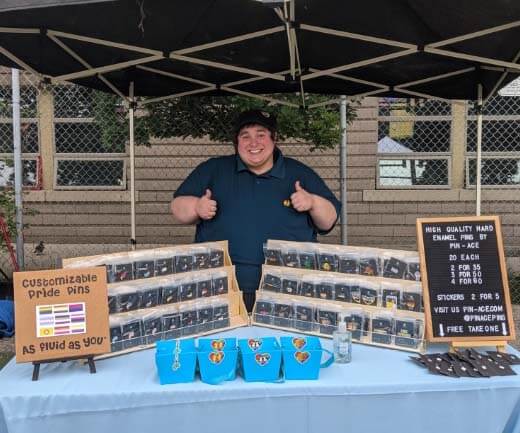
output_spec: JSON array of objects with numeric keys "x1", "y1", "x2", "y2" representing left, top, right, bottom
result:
[
  {"x1": 196, "y1": 188, "x2": 218, "y2": 220},
  {"x1": 290, "y1": 181, "x2": 314, "y2": 212}
]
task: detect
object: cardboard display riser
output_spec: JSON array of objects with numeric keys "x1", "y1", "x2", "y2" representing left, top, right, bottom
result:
[
  {"x1": 250, "y1": 318, "x2": 425, "y2": 354},
  {"x1": 254, "y1": 264, "x2": 426, "y2": 354}
]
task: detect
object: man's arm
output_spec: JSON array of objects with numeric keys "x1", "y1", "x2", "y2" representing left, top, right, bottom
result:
[
  {"x1": 171, "y1": 196, "x2": 200, "y2": 224},
  {"x1": 171, "y1": 189, "x2": 217, "y2": 224},
  {"x1": 308, "y1": 194, "x2": 338, "y2": 231},
  {"x1": 290, "y1": 180, "x2": 338, "y2": 231}
]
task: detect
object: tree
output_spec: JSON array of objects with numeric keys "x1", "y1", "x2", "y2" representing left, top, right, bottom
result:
[{"x1": 95, "y1": 93, "x2": 358, "y2": 151}]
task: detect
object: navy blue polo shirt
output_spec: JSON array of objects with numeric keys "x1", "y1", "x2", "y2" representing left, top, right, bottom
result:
[{"x1": 174, "y1": 149, "x2": 341, "y2": 292}]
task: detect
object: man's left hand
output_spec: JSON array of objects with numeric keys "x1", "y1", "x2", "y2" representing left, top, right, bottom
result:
[{"x1": 290, "y1": 181, "x2": 314, "y2": 212}]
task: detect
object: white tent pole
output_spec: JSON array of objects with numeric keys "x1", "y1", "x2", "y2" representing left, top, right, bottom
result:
[
  {"x1": 129, "y1": 81, "x2": 136, "y2": 250},
  {"x1": 476, "y1": 84, "x2": 483, "y2": 216},
  {"x1": 340, "y1": 95, "x2": 348, "y2": 245},
  {"x1": 11, "y1": 68, "x2": 24, "y2": 269}
]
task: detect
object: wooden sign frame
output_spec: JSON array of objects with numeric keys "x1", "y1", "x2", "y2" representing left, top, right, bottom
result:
[
  {"x1": 13, "y1": 266, "x2": 111, "y2": 378},
  {"x1": 416, "y1": 215, "x2": 515, "y2": 350}
]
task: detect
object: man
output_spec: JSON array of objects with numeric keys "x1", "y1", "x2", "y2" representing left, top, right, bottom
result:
[{"x1": 171, "y1": 109, "x2": 341, "y2": 312}]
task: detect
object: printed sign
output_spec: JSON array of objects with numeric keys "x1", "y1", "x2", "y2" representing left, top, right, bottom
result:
[
  {"x1": 416, "y1": 216, "x2": 515, "y2": 343},
  {"x1": 36, "y1": 303, "x2": 86, "y2": 338},
  {"x1": 14, "y1": 267, "x2": 110, "y2": 363}
]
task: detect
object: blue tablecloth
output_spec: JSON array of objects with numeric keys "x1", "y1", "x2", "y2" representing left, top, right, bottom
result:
[{"x1": 0, "y1": 326, "x2": 519, "y2": 433}]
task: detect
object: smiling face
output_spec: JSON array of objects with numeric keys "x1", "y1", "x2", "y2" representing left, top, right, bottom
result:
[{"x1": 237, "y1": 124, "x2": 276, "y2": 174}]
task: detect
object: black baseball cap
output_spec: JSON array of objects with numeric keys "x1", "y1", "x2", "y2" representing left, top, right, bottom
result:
[{"x1": 234, "y1": 109, "x2": 277, "y2": 136}]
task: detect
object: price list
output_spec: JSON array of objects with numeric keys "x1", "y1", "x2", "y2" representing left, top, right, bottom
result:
[{"x1": 420, "y1": 219, "x2": 511, "y2": 339}]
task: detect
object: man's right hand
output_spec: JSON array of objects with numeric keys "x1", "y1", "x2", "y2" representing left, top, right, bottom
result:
[{"x1": 195, "y1": 189, "x2": 217, "y2": 220}]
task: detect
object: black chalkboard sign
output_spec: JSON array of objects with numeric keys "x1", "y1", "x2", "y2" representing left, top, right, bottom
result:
[{"x1": 416, "y1": 216, "x2": 515, "y2": 344}]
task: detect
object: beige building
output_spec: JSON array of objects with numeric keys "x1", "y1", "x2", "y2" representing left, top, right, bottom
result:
[{"x1": 1, "y1": 72, "x2": 519, "y2": 272}]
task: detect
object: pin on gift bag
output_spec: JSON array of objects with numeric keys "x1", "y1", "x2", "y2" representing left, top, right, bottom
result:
[
  {"x1": 197, "y1": 338, "x2": 238, "y2": 384},
  {"x1": 155, "y1": 339, "x2": 197, "y2": 385},
  {"x1": 238, "y1": 337, "x2": 282, "y2": 382},
  {"x1": 280, "y1": 336, "x2": 334, "y2": 380}
]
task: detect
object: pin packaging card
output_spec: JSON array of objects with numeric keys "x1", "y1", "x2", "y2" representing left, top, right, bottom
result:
[
  {"x1": 213, "y1": 275, "x2": 228, "y2": 295},
  {"x1": 118, "y1": 292, "x2": 140, "y2": 312},
  {"x1": 281, "y1": 277, "x2": 299, "y2": 295},
  {"x1": 143, "y1": 317, "x2": 163, "y2": 344},
  {"x1": 181, "y1": 310, "x2": 198, "y2": 336},
  {"x1": 282, "y1": 251, "x2": 299, "y2": 268},
  {"x1": 264, "y1": 248, "x2": 283, "y2": 266},
  {"x1": 273, "y1": 303, "x2": 293, "y2": 328},
  {"x1": 382, "y1": 289, "x2": 400, "y2": 309},
  {"x1": 110, "y1": 325, "x2": 123, "y2": 352},
  {"x1": 263, "y1": 274, "x2": 282, "y2": 292},
  {"x1": 316, "y1": 282, "x2": 334, "y2": 300},
  {"x1": 344, "y1": 313, "x2": 364, "y2": 341},
  {"x1": 197, "y1": 279, "x2": 213, "y2": 298},
  {"x1": 180, "y1": 282, "x2": 197, "y2": 302},
  {"x1": 162, "y1": 313, "x2": 181, "y2": 340},
  {"x1": 318, "y1": 253, "x2": 338, "y2": 272},
  {"x1": 155, "y1": 258, "x2": 174, "y2": 276},
  {"x1": 294, "y1": 305, "x2": 314, "y2": 331},
  {"x1": 114, "y1": 263, "x2": 133, "y2": 282},
  {"x1": 134, "y1": 260, "x2": 154, "y2": 279},
  {"x1": 334, "y1": 283, "x2": 351, "y2": 302},
  {"x1": 405, "y1": 262, "x2": 421, "y2": 281},
  {"x1": 318, "y1": 310, "x2": 338, "y2": 335},
  {"x1": 194, "y1": 252, "x2": 210, "y2": 270},
  {"x1": 254, "y1": 301, "x2": 274, "y2": 324},
  {"x1": 360, "y1": 286, "x2": 378, "y2": 306},
  {"x1": 299, "y1": 252, "x2": 317, "y2": 270},
  {"x1": 122, "y1": 320, "x2": 143, "y2": 349},
  {"x1": 299, "y1": 281, "x2": 316, "y2": 298},
  {"x1": 338, "y1": 256, "x2": 358, "y2": 274},
  {"x1": 359, "y1": 256, "x2": 379, "y2": 277},
  {"x1": 175, "y1": 255, "x2": 194, "y2": 273},
  {"x1": 161, "y1": 285, "x2": 179, "y2": 304},
  {"x1": 213, "y1": 305, "x2": 230, "y2": 329},
  {"x1": 209, "y1": 249, "x2": 225, "y2": 268},
  {"x1": 394, "y1": 319, "x2": 420, "y2": 348},
  {"x1": 383, "y1": 257, "x2": 407, "y2": 279},
  {"x1": 139, "y1": 288, "x2": 161, "y2": 309},
  {"x1": 401, "y1": 291, "x2": 422, "y2": 312},
  {"x1": 371, "y1": 317, "x2": 393, "y2": 345},
  {"x1": 197, "y1": 307, "x2": 214, "y2": 333}
]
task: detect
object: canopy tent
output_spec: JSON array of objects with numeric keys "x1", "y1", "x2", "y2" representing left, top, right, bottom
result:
[
  {"x1": 0, "y1": 0, "x2": 519, "y2": 104},
  {"x1": 1, "y1": 0, "x2": 519, "y2": 259}
]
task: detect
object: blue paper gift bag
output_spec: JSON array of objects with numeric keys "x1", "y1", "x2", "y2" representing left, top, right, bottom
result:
[
  {"x1": 197, "y1": 337, "x2": 238, "y2": 384},
  {"x1": 280, "y1": 336, "x2": 334, "y2": 380},
  {"x1": 238, "y1": 337, "x2": 282, "y2": 382},
  {"x1": 155, "y1": 339, "x2": 197, "y2": 385}
]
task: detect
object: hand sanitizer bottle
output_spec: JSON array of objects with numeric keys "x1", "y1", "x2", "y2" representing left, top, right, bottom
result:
[{"x1": 333, "y1": 321, "x2": 352, "y2": 363}]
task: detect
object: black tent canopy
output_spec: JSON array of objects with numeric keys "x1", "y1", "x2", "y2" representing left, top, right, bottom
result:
[
  {"x1": 0, "y1": 0, "x2": 519, "y2": 106},
  {"x1": 2, "y1": 0, "x2": 519, "y2": 250}
]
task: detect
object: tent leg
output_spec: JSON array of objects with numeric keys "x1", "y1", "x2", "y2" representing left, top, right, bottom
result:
[
  {"x1": 12, "y1": 68, "x2": 24, "y2": 269},
  {"x1": 340, "y1": 95, "x2": 348, "y2": 245},
  {"x1": 129, "y1": 82, "x2": 136, "y2": 250},
  {"x1": 476, "y1": 84, "x2": 483, "y2": 216}
]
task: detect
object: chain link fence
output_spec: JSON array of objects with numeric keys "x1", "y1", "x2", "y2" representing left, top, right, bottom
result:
[
  {"x1": 466, "y1": 95, "x2": 520, "y2": 187},
  {"x1": 377, "y1": 98, "x2": 451, "y2": 188},
  {"x1": 52, "y1": 84, "x2": 127, "y2": 189},
  {"x1": 0, "y1": 71, "x2": 40, "y2": 188}
]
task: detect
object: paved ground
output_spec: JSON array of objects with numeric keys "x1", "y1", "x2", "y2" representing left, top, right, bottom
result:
[{"x1": 0, "y1": 337, "x2": 14, "y2": 369}]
